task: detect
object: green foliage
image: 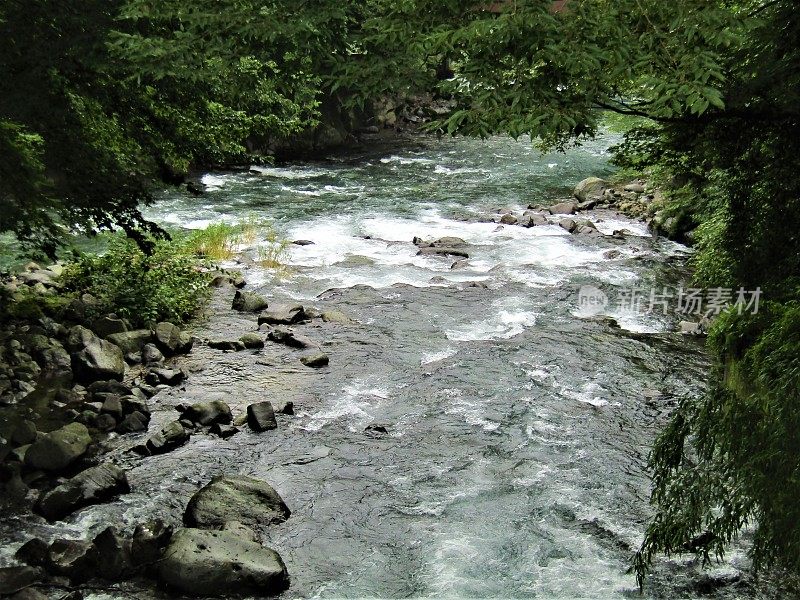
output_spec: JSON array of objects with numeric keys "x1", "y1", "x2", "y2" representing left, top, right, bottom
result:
[{"x1": 61, "y1": 238, "x2": 211, "y2": 327}]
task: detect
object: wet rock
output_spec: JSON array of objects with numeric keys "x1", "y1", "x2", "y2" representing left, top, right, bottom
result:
[
  {"x1": 44, "y1": 539, "x2": 94, "y2": 581},
  {"x1": 186, "y1": 180, "x2": 206, "y2": 195},
  {"x1": 576, "y1": 199, "x2": 599, "y2": 211},
  {"x1": 574, "y1": 177, "x2": 607, "y2": 201},
  {"x1": 417, "y1": 247, "x2": 469, "y2": 258},
  {"x1": 117, "y1": 411, "x2": 149, "y2": 434},
  {"x1": 182, "y1": 401, "x2": 232, "y2": 427},
  {"x1": 0, "y1": 566, "x2": 43, "y2": 595},
  {"x1": 106, "y1": 330, "x2": 153, "y2": 355},
  {"x1": 274, "y1": 401, "x2": 294, "y2": 415},
  {"x1": 36, "y1": 463, "x2": 130, "y2": 521},
  {"x1": 141, "y1": 343, "x2": 164, "y2": 366},
  {"x1": 321, "y1": 310, "x2": 352, "y2": 324},
  {"x1": 208, "y1": 339, "x2": 246, "y2": 351},
  {"x1": 131, "y1": 519, "x2": 173, "y2": 569},
  {"x1": 499, "y1": 213, "x2": 518, "y2": 225},
  {"x1": 11, "y1": 420, "x2": 37, "y2": 446},
  {"x1": 231, "y1": 290, "x2": 269, "y2": 313},
  {"x1": 292, "y1": 239, "x2": 314, "y2": 246},
  {"x1": 154, "y1": 322, "x2": 193, "y2": 356},
  {"x1": 150, "y1": 367, "x2": 187, "y2": 386},
  {"x1": 247, "y1": 402, "x2": 277, "y2": 432},
  {"x1": 239, "y1": 333, "x2": 264, "y2": 349},
  {"x1": 93, "y1": 413, "x2": 117, "y2": 432},
  {"x1": 257, "y1": 304, "x2": 306, "y2": 326},
  {"x1": 365, "y1": 423, "x2": 389, "y2": 436},
  {"x1": 300, "y1": 352, "x2": 329, "y2": 368},
  {"x1": 209, "y1": 423, "x2": 239, "y2": 439},
  {"x1": 25, "y1": 423, "x2": 91, "y2": 472},
  {"x1": 549, "y1": 201, "x2": 578, "y2": 215},
  {"x1": 15, "y1": 539, "x2": 49, "y2": 567},
  {"x1": 144, "y1": 421, "x2": 189, "y2": 455},
  {"x1": 72, "y1": 337, "x2": 125, "y2": 383},
  {"x1": 101, "y1": 395, "x2": 124, "y2": 419},
  {"x1": 8, "y1": 587, "x2": 49, "y2": 600},
  {"x1": 450, "y1": 259, "x2": 469, "y2": 270},
  {"x1": 91, "y1": 315, "x2": 128, "y2": 338},
  {"x1": 603, "y1": 249, "x2": 622, "y2": 259},
  {"x1": 559, "y1": 218, "x2": 577, "y2": 233},
  {"x1": 92, "y1": 527, "x2": 135, "y2": 581},
  {"x1": 158, "y1": 528, "x2": 289, "y2": 597},
  {"x1": 574, "y1": 220, "x2": 602, "y2": 236},
  {"x1": 267, "y1": 328, "x2": 317, "y2": 349},
  {"x1": 184, "y1": 475, "x2": 291, "y2": 530},
  {"x1": 88, "y1": 380, "x2": 132, "y2": 397}
]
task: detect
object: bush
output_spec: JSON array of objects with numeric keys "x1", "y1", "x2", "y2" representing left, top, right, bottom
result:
[{"x1": 62, "y1": 237, "x2": 211, "y2": 328}]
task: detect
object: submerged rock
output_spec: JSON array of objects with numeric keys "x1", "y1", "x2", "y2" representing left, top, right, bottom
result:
[
  {"x1": 25, "y1": 423, "x2": 91, "y2": 471},
  {"x1": 36, "y1": 463, "x2": 130, "y2": 521},
  {"x1": 158, "y1": 528, "x2": 289, "y2": 597},
  {"x1": 417, "y1": 247, "x2": 469, "y2": 258},
  {"x1": 247, "y1": 402, "x2": 277, "y2": 432},
  {"x1": 184, "y1": 475, "x2": 291, "y2": 530},
  {"x1": 267, "y1": 328, "x2": 318, "y2": 349}
]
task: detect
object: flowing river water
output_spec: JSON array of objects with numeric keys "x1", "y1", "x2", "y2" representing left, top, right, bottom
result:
[{"x1": 2, "y1": 134, "x2": 771, "y2": 598}]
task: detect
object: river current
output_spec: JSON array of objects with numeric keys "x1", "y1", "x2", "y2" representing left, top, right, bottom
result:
[{"x1": 3, "y1": 134, "x2": 771, "y2": 598}]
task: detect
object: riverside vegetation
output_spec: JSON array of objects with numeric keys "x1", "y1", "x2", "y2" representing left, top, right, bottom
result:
[{"x1": 1, "y1": 0, "x2": 799, "y2": 597}]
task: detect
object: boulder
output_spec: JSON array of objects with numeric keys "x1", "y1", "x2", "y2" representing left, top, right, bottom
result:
[
  {"x1": 231, "y1": 290, "x2": 269, "y2": 313},
  {"x1": 209, "y1": 424, "x2": 239, "y2": 439},
  {"x1": 91, "y1": 316, "x2": 128, "y2": 338},
  {"x1": 15, "y1": 539, "x2": 49, "y2": 568},
  {"x1": 93, "y1": 413, "x2": 117, "y2": 432},
  {"x1": 559, "y1": 218, "x2": 577, "y2": 233},
  {"x1": 10, "y1": 420, "x2": 37, "y2": 446},
  {"x1": 321, "y1": 310, "x2": 353, "y2": 324},
  {"x1": 247, "y1": 402, "x2": 277, "y2": 432},
  {"x1": 239, "y1": 333, "x2": 265, "y2": 349},
  {"x1": 548, "y1": 201, "x2": 578, "y2": 215},
  {"x1": 141, "y1": 343, "x2": 164, "y2": 366},
  {"x1": 149, "y1": 368, "x2": 187, "y2": 386},
  {"x1": 267, "y1": 328, "x2": 318, "y2": 349},
  {"x1": 300, "y1": 352, "x2": 329, "y2": 368},
  {"x1": 208, "y1": 339, "x2": 246, "y2": 352},
  {"x1": 158, "y1": 528, "x2": 289, "y2": 597},
  {"x1": 117, "y1": 411, "x2": 149, "y2": 434},
  {"x1": 44, "y1": 539, "x2": 94, "y2": 581},
  {"x1": 145, "y1": 421, "x2": 189, "y2": 455},
  {"x1": 154, "y1": 322, "x2": 193, "y2": 356},
  {"x1": 92, "y1": 526, "x2": 135, "y2": 581},
  {"x1": 573, "y1": 177, "x2": 607, "y2": 201},
  {"x1": 72, "y1": 337, "x2": 125, "y2": 383},
  {"x1": 184, "y1": 475, "x2": 290, "y2": 530},
  {"x1": 499, "y1": 214, "x2": 518, "y2": 225},
  {"x1": 257, "y1": 304, "x2": 306, "y2": 326},
  {"x1": 7, "y1": 587, "x2": 48, "y2": 600},
  {"x1": 624, "y1": 182, "x2": 646, "y2": 193},
  {"x1": 106, "y1": 330, "x2": 153, "y2": 355},
  {"x1": 0, "y1": 566, "x2": 43, "y2": 595},
  {"x1": 36, "y1": 463, "x2": 130, "y2": 521},
  {"x1": 88, "y1": 380, "x2": 132, "y2": 396},
  {"x1": 182, "y1": 401, "x2": 233, "y2": 427},
  {"x1": 131, "y1": 519, "x2": 173, "y2": 569},
  {"x1": 25, "y1": 423, "x2": 91, "y2": 471}
]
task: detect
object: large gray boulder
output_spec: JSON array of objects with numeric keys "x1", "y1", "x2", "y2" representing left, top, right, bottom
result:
[
  {"x1": 72, "y1": 336, "x2": 125, "y2": 383},
  {"x1": 25, "y1": 423, "x2": 91, "y2": 471},
  {"x1": 184, "y1": 475, "x2": 290, "y2": 530},
  {"x1": 257, "y1": 304, "x2": 306, "y2": 326},
  {"x1": 154, "y1": 322, "x2": 193, "y2": 356},
  {"x1": 573, "y1": 177, "x2": 607, "y2": 201},
  {"x1": 231, "y1": 290, "x2": 269, "y2": 313},
  {"x1": 36, "y1": 463, "x2": 130, "y2": 521},
  {"x1": 158, "y1": 528, "x2": 288, "y2": 597},
  {"x1": 106, "y1": 330, "x2": 153, "y2": 355}
]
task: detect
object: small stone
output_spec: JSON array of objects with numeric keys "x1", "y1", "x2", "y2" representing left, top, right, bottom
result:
[
  {"x1": 117, "y1": 411, "x2": 149, "y2": 433},
  {"x1": 209, "y1": 423, "x2": 239, "y2": 439},
  {"x1": 145, "y1": 421, "x2": 189, "y2": 455}
]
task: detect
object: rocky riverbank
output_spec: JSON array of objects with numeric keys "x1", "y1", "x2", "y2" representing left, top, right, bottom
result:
[{"x1": 0, "y1": 170, "x2": 705, "y2": 599}]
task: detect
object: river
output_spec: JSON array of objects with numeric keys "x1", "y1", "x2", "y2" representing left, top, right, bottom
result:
[{"x1": 2, "y1": 134, "x2": 769, "y2": 598}]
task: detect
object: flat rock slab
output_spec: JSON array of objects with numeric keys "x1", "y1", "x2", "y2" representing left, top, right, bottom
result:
[
  {"x1": 184, "y1": 475, "x2": 290, "y2": 530},
  {"x1": 158, "y1": 528, "x2": 288, "y2": 597},
  {"x1": 257, "y1": 304, "x2": 306, "y2": 325},
  {"x1": 36, "y1": 463, "x2": 130, "y2": 521}
]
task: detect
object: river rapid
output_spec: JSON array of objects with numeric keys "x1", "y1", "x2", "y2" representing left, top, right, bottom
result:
[{"x1": 2, "y1": 134, "x2": 770, "y2": 599}]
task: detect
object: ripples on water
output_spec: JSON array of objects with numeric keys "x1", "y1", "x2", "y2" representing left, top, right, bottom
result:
[{"x1": 3, "y1": 135, "x2": 769, "y2": 599}]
